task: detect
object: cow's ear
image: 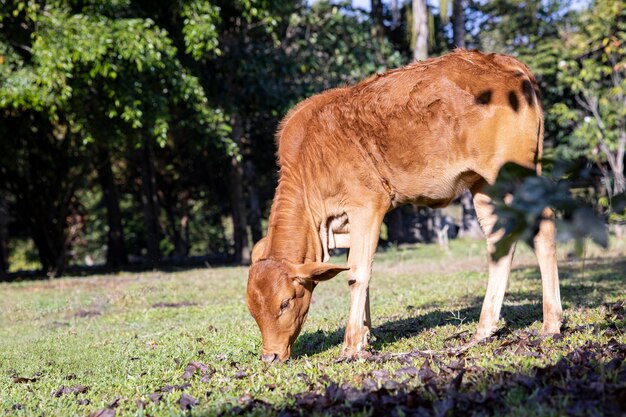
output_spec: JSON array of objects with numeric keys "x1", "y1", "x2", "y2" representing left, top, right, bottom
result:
[
  {"x1": 286, "y1": 261, "x2": 349, "y2": 282},
  {"x1": 251, "y1": 237, "x2": 267, "y2": 263}
]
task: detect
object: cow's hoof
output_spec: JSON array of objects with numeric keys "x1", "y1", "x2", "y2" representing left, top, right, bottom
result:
[
  {"x1": 340, "y1": 344, "x2": 370, "y2": 360},
  {"x1": 471, "y1": 328, "x2": 495, "y2": 343},
  {"x1": 541, "y1": 322, "x2": 561, "y2": 337},
  {"x1": 354, "y1": 350, "x2": 372, "y2": 360}
]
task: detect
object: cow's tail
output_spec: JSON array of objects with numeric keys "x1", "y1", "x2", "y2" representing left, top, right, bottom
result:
[{"x1": 535, "y1": 112, "x2": 544, "y2": 176}]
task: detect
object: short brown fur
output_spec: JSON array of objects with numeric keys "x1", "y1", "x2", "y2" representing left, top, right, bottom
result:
[{"x1": 247, "y1": 49, "x2": 561, "y2": 362}]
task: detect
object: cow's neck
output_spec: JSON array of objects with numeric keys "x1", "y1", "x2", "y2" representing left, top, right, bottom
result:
[{"x1": 263, "y1": 175, "x2": 322, "y2": 263}]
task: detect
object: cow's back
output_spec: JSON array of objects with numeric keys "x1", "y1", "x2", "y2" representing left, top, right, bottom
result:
[
  {"x1": 277, "y1": 49, "x2": 543, "y2": 208},
  {"x1": 276, "y1": 87, "x2": 349, "y2": 170}
]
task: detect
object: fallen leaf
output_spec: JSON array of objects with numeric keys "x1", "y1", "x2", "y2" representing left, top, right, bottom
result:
[
  {"x1": 179, "y1": 393, "x2": 198, "y2": 410},
  {"x1": 147, "y1": 393, "x2": 163, "y2": 404},
  {"x1": 181, "y1": 364, "x2": 197, "y2": 380},
  {"x1": 159, "y1": 382, "x2": 191, "y2": 393},
  {"x1": 53, "y1": 386, "x2": 71, "y2": 397},
  {"x1": 12, "y1": 376, "x2": 39, "y2": 383},
  {"x1": 419, "y1": 359, "x2": 437, "y2": 383},
  {"x1": 74, "y1": 384, "x2": 89, "y2": 394},
  {"x1": 88, "y1": 408, "x2": 115, "y2": 417},
  {"x1": 371, "y1": 369, "x2": 389, "y2": 380},
  {"x1": 395, "y1": 366, "x2": 418, "y2": 378},
  {"x1": 108, "y1": 397, "x2": 122, "y2": 408},
  {"x1": 448, "y1": 370, "x2": 465, "y2": 392}
]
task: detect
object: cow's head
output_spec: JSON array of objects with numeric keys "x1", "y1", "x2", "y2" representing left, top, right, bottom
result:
[{"x1": 246, "y1": 241, "x2": 348, "y2": 363}]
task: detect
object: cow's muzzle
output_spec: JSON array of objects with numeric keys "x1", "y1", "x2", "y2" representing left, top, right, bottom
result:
[{"x1": 261, "y1": 353, "x2": 279, "y2": 363}]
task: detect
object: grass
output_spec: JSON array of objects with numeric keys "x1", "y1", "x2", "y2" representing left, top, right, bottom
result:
[{"x1": 1, "y1": 238, "x2": 625, "y2": 416}]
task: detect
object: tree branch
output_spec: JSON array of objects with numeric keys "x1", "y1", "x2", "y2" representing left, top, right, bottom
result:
[{"x1": 579, "y1": 91, "x2": 619, "y2": 175}]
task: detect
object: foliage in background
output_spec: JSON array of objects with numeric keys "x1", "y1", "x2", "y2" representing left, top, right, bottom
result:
[
  {"x1": 551, "y1": 0, "x2": 626, "y2": 196},
  {"x1": 0, "y1": 0, "x2": 625, "y2": 276}
]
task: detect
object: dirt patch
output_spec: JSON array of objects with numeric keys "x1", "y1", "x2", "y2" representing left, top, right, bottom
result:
[
  {"x1": 151, "y1": 301, "x2": 197, "y2": 309},
  {"x1": 71, "y1": 309, "x2": 102, "y2": 318}
]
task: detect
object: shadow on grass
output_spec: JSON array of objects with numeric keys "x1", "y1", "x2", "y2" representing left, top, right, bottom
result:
[
  {"x1": 0, "y1": 254, "x2": 237, "y2": 282},
  {"x1": 293, "y1": 256, "x2": 626, "y2": 358},
  {"x1": 213, "y1": 328, "x2": 626, "y2": 417}
]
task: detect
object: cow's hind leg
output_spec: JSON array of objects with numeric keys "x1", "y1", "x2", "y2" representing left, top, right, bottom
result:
[
  {"x1": 342, "y1": 208, "x2": 385, "y2": 358},
  {"x1": 534, "y1": 207, "x2": 562, "y2": 335},
  {"x1": 472, "y1": 188, "x2": 516, "y2": 341}
]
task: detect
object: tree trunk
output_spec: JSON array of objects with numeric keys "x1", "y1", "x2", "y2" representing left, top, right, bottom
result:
[
  {"x1": 139, "y1": 141, "x2": 161, "y2": 267},
  {"x1": 452, "y1": 0, "x2": 465, "y2": 47},
  {"x1": 417, "y1": 207, "x2": 435, "y2": 243},
  {"x1": 371, "y1": 0, "x2": 385, "y2": 43},
  {"x1": 245, "y1": 160, "x2": 263, "y2": 244},
  {"x1": 433, "y1": 209, "x2": 449, "y2": 250},
  {"x1": 0, "y1": 194, "x2": 9, "y2": 277},
  {"x1": 412, "y1": 0, "x2": 429, "y2": 61},
  {"x1": 386, "y1": 208, "x2": 405, "y2": 244},
  {"x1": 391, "y1": 0, "x2": 401, "y2": 30},
  {"x1": 615, "y1": 172, "x2": 626, "y2": 196},
  {"x1": 163, "y1": 196, "x2": 190, "y2": 258},
  {"x1": 95, "y1": 147, "x2": 128, "y2": 268},
  {"x1": 230, "y1": 156, "x2": 250, "y2": 263},
  {"x1": 229, "y1": 115, "x2": 251, "y2": 264},
  {"x1": 613, "y1": 133, "x2": 625, "y2": 195},
  {"x1": 181, "y1": 198, "x2": 191, "y2": 255},
  {"x1": 28, "y1": 212, "x2": 66, "y2": 276},
  {"x1": 22, "y1": 152, "x2": 68, "y2": 276}
]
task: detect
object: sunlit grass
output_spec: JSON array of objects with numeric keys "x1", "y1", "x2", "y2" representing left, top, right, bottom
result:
[{"x1": 0, "y1": 238, "x2": 624, "y2": 416}]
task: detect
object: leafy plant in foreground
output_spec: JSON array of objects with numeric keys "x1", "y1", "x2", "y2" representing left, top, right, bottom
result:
[{"x1": 488, "y1": 160, "x2": 626, "y2": 260}]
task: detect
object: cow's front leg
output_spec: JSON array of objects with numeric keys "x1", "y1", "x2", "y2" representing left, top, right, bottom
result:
[
  {"x1": 534, "y1": 207, "x2": 562, "y2": 335},
  {"x1": 341, "y1": 208, "x2": 384, "y2": 358},
  {"x1": 472, "y1": 189, "x2": 516, "y2": 341}
]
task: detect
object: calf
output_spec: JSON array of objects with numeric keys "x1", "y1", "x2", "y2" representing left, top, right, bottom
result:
[{"x1": 246, "y1": 49, "x2": 562, "y2": 363}]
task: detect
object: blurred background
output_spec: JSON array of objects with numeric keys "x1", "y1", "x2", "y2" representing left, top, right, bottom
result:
[{"x1": 0, "y1": 0, "x2": 624, "y2": 277}]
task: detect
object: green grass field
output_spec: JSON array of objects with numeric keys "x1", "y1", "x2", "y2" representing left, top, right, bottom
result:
[{"x1": 1, "y1": 239, "x2": 625, "y2": 416}]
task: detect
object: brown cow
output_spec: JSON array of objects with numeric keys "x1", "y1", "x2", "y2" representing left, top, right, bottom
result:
[{"x1": 246, "y1": 49, "x2": 562, "y2": 363}]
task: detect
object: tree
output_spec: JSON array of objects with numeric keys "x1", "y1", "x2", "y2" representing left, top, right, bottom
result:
[
  {"x1": 372, "y1": 0, "x2": 385, "y2": 43},
  {"x1": 0, "y1": 193, "x2": 9, "y2": 277},
  {"x1": 180, "y1": 0, "x2": 299, "y2": 263},
  {"x1": 551, "y1": 0, "x2": 626, "y2": 196},
  {"x1": 0, "y1": 111, "x2": 88, "y2": 275},
  {"x1": 452, "y1": 0, "x2": 465, "y2": 47},
  {"x1": 412, "y1": 0, "x2": 429, "y2": 60},
  {"x1": 95, "y1": 147, "x2": 128, "y2": 268},
  {"x1": 439, "y1": 0, "x2": 465, "y2": 47},
  {"x1": 0, "y1": 0, "x2": 229, "y2": 272}
]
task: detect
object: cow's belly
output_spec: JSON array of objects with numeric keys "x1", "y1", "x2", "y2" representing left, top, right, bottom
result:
[{"x1": 389, "y1": 162, "x2": 482, "y2": 208}]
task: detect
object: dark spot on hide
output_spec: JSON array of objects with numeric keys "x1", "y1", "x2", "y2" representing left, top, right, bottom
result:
[
  {"x1": 508, "y1": 91, "x2": 519, "y2": 112},
  {"x1": 521, "y1": 79, "x2": 535, "y2": 106},
  {"x1": 475, "y1": 90, "x2": 492, "y2": 105}
]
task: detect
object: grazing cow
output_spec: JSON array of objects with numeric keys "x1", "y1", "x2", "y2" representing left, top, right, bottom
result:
[{"x1": 246, "y1": 49, "x2": 562, "y2": 363}]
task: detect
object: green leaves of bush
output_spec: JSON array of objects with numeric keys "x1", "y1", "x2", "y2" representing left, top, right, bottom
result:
[{"x1": 488, "y1": 161, "x2": 614, "y2": 260}]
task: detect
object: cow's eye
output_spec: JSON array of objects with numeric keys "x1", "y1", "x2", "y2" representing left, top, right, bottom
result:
[{"x1": 280, "y1": 299, "x2": 290, "y2": 310}]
